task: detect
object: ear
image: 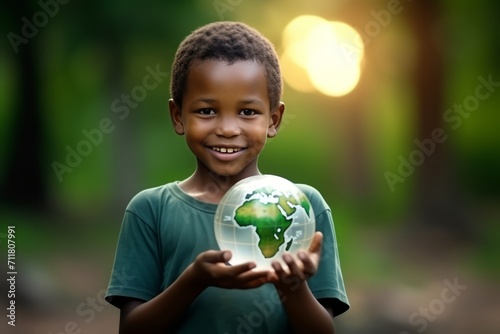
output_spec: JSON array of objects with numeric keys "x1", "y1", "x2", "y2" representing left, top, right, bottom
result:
[
  {"x1": 267, "y1": 102, "x2": 285, "y2": 138},
  {"x1": 169, "y1": 99, "x2": 185, "y2": 135}
]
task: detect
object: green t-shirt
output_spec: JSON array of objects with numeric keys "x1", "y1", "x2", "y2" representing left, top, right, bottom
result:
[{"x1": 106, "y1": 182, "x2": 349, "y2": 333}]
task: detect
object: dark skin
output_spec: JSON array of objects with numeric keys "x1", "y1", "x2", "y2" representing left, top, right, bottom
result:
[{"x1": 119, "y1": 60, "x2": 336, "y2": 333}]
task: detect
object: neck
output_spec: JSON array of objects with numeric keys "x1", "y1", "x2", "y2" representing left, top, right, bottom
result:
[{"x1": 179, "y1": 166, "x2": 261, "y2": 204}]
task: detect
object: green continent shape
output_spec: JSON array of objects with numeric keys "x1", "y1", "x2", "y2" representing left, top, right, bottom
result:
[
  {"x1": 252, "y1": 187, "x2": 311, "y2": 218},
  {"x1": 234, "y1": 199, "x2": 293, "y2": 258},
  {"x1": 298, "y1": 192, "x2": 311, "y2": 218},
  {"x1": 277, "y1": 192, "x2": 311, "y2": 218}
]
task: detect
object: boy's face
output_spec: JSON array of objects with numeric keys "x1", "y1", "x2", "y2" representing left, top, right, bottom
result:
[{"x1": 170, "y1": 60, "x2": 284, "y2": 179}]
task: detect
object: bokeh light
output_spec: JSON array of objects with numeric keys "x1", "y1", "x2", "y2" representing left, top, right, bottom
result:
[{"x1": 281, "y1": 15, "x2": 364, "y2": 97}]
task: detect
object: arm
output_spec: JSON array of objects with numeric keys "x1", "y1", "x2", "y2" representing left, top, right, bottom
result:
[
  {"x1": 278, "y1": 282, "x2": 335, "y2": 334},
  {"x1": 271, "y1": 232, "x2": 336, "y2": 334},
  {"x1": 119, "y1": 250, "x2": 272, "y2": 334}
]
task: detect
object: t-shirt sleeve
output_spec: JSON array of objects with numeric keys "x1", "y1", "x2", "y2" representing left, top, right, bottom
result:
[
  {"x1": 300, "y1": 185, "x2": 350, "y2": 317},
  {"x1": 105, "y1": 192, "x2": 163, "y2": 309}
]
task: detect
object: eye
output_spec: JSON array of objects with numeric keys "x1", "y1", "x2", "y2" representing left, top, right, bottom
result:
[
  {"x1": 198, "y1": 108, "x2": 216, "y2": 115},
  {"x1": 239, "y1": 109, "x2": 256, "y2": 116}
]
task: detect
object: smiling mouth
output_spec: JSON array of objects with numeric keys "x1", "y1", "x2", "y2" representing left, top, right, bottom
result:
[{"x1": 211, "y1": 147, "x2": 242, "y2": 153}]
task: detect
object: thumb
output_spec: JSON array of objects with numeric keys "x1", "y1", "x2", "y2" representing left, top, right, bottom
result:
[
  {"x1": 309, "y1": 231, "x2": 323, "y2": 254},
  {"x1": 201, "y1": 250, "x2": 232, "y2": 264}
]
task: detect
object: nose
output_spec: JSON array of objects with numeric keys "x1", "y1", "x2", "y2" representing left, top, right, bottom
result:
[{"x1": 214, "y1": 114, "x2": 241, "y2": 137}]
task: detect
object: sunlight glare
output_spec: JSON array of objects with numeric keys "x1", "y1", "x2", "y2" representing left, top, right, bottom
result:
[{"x1": 282, "y1": 16, "x2": 364, "y2": 97}]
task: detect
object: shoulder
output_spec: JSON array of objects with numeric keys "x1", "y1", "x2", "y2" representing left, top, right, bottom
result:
[
  {"x1": 125, "y1": 182, "x2": 177, "y2": 215},
  {"x1": 294, "y1": 183, "x2": 330, "y2": 215},
  {"x1": 295, "y1": 183, "x2": 322, "y2": 199}
]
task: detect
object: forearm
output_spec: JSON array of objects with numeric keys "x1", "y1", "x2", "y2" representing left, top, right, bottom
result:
[
  {"x1": 280, "y1": 282, "x2": 335, "y2": 334},
  {"x1": 120, "y1": 265, "x2": 204, "y2": 333}
]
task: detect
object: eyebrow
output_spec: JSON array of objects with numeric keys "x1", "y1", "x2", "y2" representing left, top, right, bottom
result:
[
  {"x1": 239, "y1": 99, "x2": 264, "y2": 107},
  {"x1": 190, "y1": 98, "x2": 265, "y2": 107},
  {"x1": 188, "y1": 98, "x2": 217, "y2": 105}
]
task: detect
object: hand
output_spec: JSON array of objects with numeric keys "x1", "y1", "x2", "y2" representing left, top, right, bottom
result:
[
  {"x1": 186, "y1": 250, "x2": 273, "y2": 290},
  {"x1": 269, "y1": 231, "x2": 323, "y2": 292}
]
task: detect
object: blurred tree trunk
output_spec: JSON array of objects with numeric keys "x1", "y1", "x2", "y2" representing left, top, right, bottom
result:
[
  {"x1": 0, "y1": 2, "x2": 47, "y2": 211},
  {"x1": 409, "y1": 0, "x2": 445, "y2": 185},
  {"x1": 406, "y1": 0, "x2": 472, "y2": 240},
  {"x1": 106, "y1": 41, "x2": 141, "y2": 209}
]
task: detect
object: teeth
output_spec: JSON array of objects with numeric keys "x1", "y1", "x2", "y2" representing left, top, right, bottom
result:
[{"x1": 212, "y1": 147, "x2": 240, "y2": 153}]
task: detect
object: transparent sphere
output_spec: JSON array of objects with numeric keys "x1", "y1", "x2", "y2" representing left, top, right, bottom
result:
[{"x1": 214, "y1": 174, "x2": 316, "y2": 269}]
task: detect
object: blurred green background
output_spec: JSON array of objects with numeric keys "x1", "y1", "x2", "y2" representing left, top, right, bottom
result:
[{"x1": 1, "y1": 0, "x2": 499, "y2": 333}]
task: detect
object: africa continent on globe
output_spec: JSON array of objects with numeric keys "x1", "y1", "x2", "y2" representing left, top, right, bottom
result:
[
  {"x1": 234, "y1": 186, "x2": 311, "y2": 258},
  {"x1": 214, "y1": 175, "x2": 316, "y2": 269}
]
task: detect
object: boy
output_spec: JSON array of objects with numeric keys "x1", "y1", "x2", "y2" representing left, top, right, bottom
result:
[{"x1": 106, "y1": 21, "x2": 349, "y2": 333}]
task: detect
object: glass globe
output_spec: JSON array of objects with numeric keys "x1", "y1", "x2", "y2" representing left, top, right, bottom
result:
[{"x1": 214, "y1": 174, "x2": 316, "y2": 269}]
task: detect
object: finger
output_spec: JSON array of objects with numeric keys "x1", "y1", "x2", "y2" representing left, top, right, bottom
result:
[
  {"x1": 272, "y1": 259, "x2": 284, "y2": 275},
  {"x1": 283, "y1": 253, "x2": 305, "y2": 280},
  {"x1": 238, "y1": 268, "x2": 272, "y2": 281},
  {"x1": 272, "y1": 259, "x2": 289, "y2": 279},
  {"x1": 266, "y1": 269, "x2": 279, "y2": 282},
  {"x1": 232, "y1": 268, "x2": 272, "y2": 287},
  {"x1": 198, "y1": 250, "x2": 232, "y2": 264},
  {"x1": 297, "y1": 251, "x2": 317, "y2": 277},
  {"x1": 226, "y1": 261, "x2": 258, "y2": 275},
  {"x1": 309, "y1": 231, "x2": 323, "y2": 254},
  {"x1": 237, "y1": 273, "x2": 273, "y2": 289}
]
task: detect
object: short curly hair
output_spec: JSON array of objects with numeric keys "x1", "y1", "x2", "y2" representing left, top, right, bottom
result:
[{"x1": 170, "y1": 21, "x2": 282, "y2": 110}]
